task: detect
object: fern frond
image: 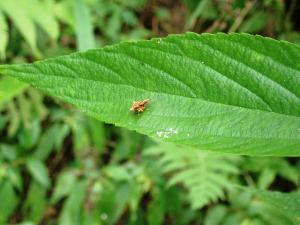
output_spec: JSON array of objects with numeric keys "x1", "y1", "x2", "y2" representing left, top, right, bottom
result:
[{"x1": 146, "y1": 143, "x2": 240, "y2": 209}]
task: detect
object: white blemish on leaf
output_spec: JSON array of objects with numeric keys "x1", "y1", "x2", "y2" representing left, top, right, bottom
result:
[
  {"x1": 156, "y1": 128, "x2": 178, "y2": 139},
  {"x1": 100, "y1": 213, "x2": 108, "y2": 221}
]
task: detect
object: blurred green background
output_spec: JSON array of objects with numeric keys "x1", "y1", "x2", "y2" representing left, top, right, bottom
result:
[{"x1": 0, "y1": 0, "x2": 300, "y2": 225}]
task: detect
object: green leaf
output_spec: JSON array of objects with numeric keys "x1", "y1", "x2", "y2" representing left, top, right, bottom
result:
[
  {"x1": 0, "y1": 10, "x2": 8, "y2": 60},
  {"x1": 23, "y1": 182, "x2": 47, "y2": 223},
  {"x1": 104, "y1": 165, "x2": 131, "y2": 181},
  {"x1": 98, "y1": 182, "x2": 132, "y2": 225},
  {"x1": 0, "y1": 181, "x2": 18, "y2": 223},
  {"x1": 73, "y1": 0, "x2": 95, "y2": 51},
  {"x1": 52, "y1": 0, "x2": 75, "y2": 28},
  {"x1": 185, "y1": 0, "x2": 217, "y2": 29},
  {"x1": 51, "y1": 170, "x2": 77, "y2": 204},
  {"x1": 7, "y1": 167, "x2": 23, "y2": 191},
  {"x1": 18, "y1": 118, "x2": 41, "y2": 149},
  {"x1": 17, "y1": 222, "x2": 36, "y2": 225},
  {"x1": 0, "y1": 76, "x2": 27, "y2": 107},
  {"x1": 204, "y1": 205, "x2": 227, "y2": 225},
  {"x1": 248, "y1": 188, "x2": 300, "y2": 225},
  {"x1": 147, "y1": 187, "x2": 166, "y2": 225},
  {"x1": 67, "y1": 112, "x2": 94, "y2": 153},
  {"x1": 18, "y1": 221, "x2": 36, "y2": 225},
  {"x1": 58, "y1": 180, "x2": 89, "y2": 225},
  {"x1": 25, "y1": 158, "x2": 50, "y2": 188},
  {"x1": 1, "y1": 33, "x2": 300, "y2": 156},
  {"x1": 0, "y1": 0, "x2": 40, "y2": 56},
  {"x1": 87, "y1": 117, "x2": 105, "y2": 154},
  {"x1": 257, "y1": 168, "x2": 276, "y2": 189},
  {"x1": 239, "y1": 11, "x2": 268, "y2": 33},
  {"x1": 6, "y1": 102, "x2": 21, "y2": 137},
  {"x1": 27, "y1": 0, "x2": 59, "y2": 41},
  {"x1": 34, "y1": 123, "x2": 69, "y2": 160},
  {"x1": 243, "y1": 157, "x2": 299, "y2": 186}
]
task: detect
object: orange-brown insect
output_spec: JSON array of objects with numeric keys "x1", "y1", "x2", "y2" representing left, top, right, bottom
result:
[{"x1": 130, "y1": 99, "x2": 150, "y2": 113}]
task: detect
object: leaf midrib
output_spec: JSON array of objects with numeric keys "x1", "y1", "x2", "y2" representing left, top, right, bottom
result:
[
  {"x1": 4, "y1": 63, "x2": 300, "y2": 123},
  {"x1": 47, "y1": 84, "x2": 300, "y2": 141}
]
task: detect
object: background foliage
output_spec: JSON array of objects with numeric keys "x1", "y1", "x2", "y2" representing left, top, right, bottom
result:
[{"x1": 0, "y1": 0, "x2": 300, "y2": 225}]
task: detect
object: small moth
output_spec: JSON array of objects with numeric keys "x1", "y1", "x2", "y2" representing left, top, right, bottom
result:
[{"x1": 130, "y1": 99, "x2": 150, "y2": 113}]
